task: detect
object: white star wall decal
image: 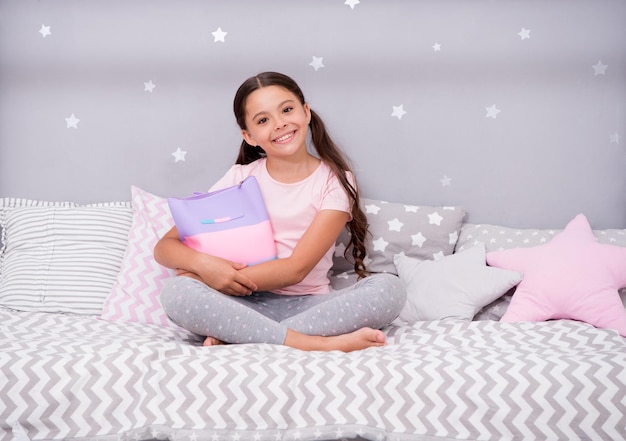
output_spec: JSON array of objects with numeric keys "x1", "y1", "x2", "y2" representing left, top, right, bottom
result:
[
  {"x1": 593, "y1": 60, "x2": 607, "y2": 75},
  {"x1": 610, "y1": 132, "x2": 620, "y2": 144},
  {"x1": 212, "y1": 27, "x2": 227, "y2": 43},
  {"x1": 485, "y1": 104, "x2": 501, "y2": 119},
  {"x1": 432, "y1": 43, "x2": 441, "y2": 51},
  {"x1": 39, "y1": 25, "x2": 51, "y2": 38},
  {"x1": 144, "y1": 80, "x2": 156, "y2": 92},
  {"x1": 440, "y1": 175, "x2": 452, "y2": 187},
  {"x1": 391, "y1": 105, "x2": 406, "y2": 120},
  {"x1": 345, "y1": 0, "x2": 360, "y2": 9},
  {"x1": 518, "y1": 28, "x2": 531, "y2": 40},
  {"x1": 65, "y1": 113, "x2": 80, "y2": 129},
  {"x1": 404, "y1": 205, "x2": 419, "y2": 213},
  {"x1": 309, "y1": 56, "x2": 324, "y2": 71},
  {"x1": 172, "y1": 147, "x2": 187, "y2": 162}
]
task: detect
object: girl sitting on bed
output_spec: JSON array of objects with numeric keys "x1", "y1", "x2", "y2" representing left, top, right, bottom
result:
[{"x1": 154, "y1": 71, "x2": 406, "y2": 352}]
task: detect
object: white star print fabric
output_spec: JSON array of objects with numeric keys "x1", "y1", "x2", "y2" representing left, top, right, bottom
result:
[{"x1": 333, "y1": 198, "x2": 466, "y2": 275}]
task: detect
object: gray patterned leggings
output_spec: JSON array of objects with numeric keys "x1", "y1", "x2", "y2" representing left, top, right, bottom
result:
[{"x1": 160, "y1": 273, "x2": 406, "y2": 345}]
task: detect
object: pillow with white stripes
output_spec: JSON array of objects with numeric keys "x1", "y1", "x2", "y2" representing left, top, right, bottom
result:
[
  {"x1": 0, "y1": 198, "x2": 132, "y2": 315},
  {"x1": 100, "y1": 186, "x2": 177, "y2": 327}
]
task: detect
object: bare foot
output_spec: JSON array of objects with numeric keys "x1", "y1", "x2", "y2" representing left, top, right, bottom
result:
[
  {"x1": 284, "y1": 327, "x2": 386, "y2": 352},
  {"x1": 203, "y1": 336, "x2": 225, "y2": 347}
]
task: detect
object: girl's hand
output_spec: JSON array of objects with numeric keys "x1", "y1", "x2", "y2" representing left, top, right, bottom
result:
[
  {"x1": 177, "y1": 255, "x2": 258, "y2": 296},
  {"x1": 238, "y1": 209, "x2": 349, "y2": 292},
  {"x1": 155, "y1": 226, "x2": 257, "y2": 296}
]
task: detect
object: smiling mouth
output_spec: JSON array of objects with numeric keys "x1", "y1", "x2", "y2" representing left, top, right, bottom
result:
[{"x1": 273, "y1": 131, "x2": 295, "y2": 143}]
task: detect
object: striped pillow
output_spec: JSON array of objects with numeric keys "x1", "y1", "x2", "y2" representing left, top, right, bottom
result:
[{"x1": 0, "y1": 198, "x2": 132, "y2": 315}]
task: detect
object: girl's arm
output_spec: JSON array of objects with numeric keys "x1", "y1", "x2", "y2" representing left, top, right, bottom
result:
[
  {"x1": 153, "y1": 226, "x2": 258, "y2": 296},
  {"x1": 238, "y1": 209, "x2": 350, "y2": 291}
]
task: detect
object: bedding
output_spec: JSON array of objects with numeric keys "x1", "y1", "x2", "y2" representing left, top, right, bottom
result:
[
  {"x1": 2, "y1": 308, "x2": 625, "y2": 441},
  {"x1": 457, "y1": 222, "x2": 626, "y2": 321},
  {"x1": 1, "y1": 194, "x2": 626, "y2": 441}
]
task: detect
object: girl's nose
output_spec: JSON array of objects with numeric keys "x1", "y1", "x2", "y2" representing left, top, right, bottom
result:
[{"x1": 275, "y1": 116, "x2": 287, "y2": 129}]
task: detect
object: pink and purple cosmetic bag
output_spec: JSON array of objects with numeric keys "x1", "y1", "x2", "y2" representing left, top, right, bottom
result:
[{"x1": 167, "y1": 176, "x2": 277, "y2": 265}]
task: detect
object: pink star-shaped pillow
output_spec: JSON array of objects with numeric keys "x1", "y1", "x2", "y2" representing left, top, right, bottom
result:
[{"x1": 486, "y1": 214, "x2": 626, "y2": 336}]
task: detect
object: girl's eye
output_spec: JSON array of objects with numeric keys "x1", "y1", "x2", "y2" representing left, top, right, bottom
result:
[
  {"x1": 257, "y1": 117, "x2": 268, "y2": 125},
  {"x1": 283, "y1": 107, "x2": 293, "y2": 114}
]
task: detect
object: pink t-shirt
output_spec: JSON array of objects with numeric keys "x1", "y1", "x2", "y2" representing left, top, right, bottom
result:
[{"x1": 209, "y1": 158, "x2": 353, "y2": 295}]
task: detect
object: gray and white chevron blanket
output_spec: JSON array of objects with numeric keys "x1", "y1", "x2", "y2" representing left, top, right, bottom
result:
[{"x1": 1, "y1": 307, "x2": 625, "y2": 441}]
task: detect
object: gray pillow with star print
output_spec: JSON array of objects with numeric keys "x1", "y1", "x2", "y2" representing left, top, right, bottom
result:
[
  {"x1": 455, "y1": 223, "x2": 626, "y2": 253},
  {"x1": 456, "y1": 223, "x2": 626, "y2": 320},
  {"x1": 332, "y1": 198, "x2": 466, "y2": 275}
]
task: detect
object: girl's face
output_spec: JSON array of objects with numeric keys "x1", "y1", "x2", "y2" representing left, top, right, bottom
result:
[{"x1": 241, "y1": 85, "x2": 311, "y2": 159}]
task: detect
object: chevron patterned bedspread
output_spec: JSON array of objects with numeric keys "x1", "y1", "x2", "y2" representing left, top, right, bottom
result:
[{"x1": 1, "y1": 308, "x2": 625, "y2": 441}]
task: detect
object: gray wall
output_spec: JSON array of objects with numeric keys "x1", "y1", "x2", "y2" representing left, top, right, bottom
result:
[{"x1": 1, "y1": 0, "x2": 625, "y2": 229}]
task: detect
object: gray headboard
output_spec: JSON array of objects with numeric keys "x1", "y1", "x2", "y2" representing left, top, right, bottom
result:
[{"x1": 1, "y1": 0, "x2": 624, "y2": 229}]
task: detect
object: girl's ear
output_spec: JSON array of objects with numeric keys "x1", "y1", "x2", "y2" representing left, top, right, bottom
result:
[
  {"x1": 304, "y1": 103, "x2": 312, "y2": 125},
  {"x1": 241, "y1": 129, "x2": 257, "y2": 147}
]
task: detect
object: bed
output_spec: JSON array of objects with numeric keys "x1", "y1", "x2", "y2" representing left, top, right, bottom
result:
[
  {"x1": 1, "y1": 191, "x2": 625, "y2": 441},
  {"x1": 3, "y1": 1, "x2": 626, "y2": 439}
]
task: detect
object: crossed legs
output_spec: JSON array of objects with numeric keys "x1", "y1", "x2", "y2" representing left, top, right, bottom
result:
[{"x1": 160, "y1": 273, "x2": 406, "y2": 352}]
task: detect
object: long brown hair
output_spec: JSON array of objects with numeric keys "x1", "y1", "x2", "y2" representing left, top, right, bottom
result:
[{"x1": 233, "y1": 72, "x2": 369, "y2": 278}]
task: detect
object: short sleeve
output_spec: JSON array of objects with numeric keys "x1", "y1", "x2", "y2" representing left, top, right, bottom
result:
[{"x1": 320, "y1": 170, "x2": 355, "y2": 220}]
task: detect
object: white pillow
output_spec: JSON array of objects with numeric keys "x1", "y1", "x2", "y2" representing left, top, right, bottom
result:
[
  {"x1": 393, "y1": 243, "x2": 522, "y2": 323},
  {"x1": 0, "y1": 198, "x2": 132, "y2": 315}
]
